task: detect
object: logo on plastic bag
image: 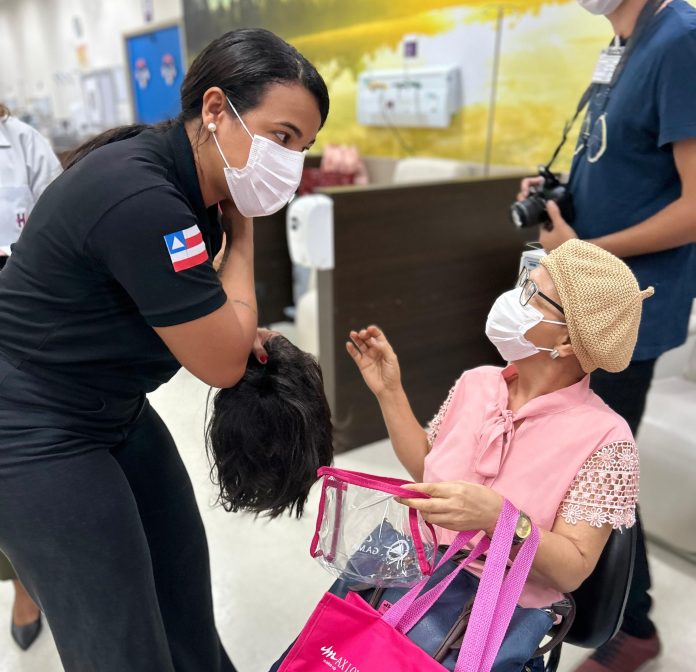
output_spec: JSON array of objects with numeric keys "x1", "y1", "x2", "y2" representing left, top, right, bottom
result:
[
  {"x1": 349, "y1": 535, "x2": 411, "y2": 565},
  {"x1": 385, "y1": 539, "x2": 410, "y2": 567}
]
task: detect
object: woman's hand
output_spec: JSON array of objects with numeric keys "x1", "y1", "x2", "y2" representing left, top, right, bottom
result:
[
  {"x1": 397, "y1": 481, "x2": 504, "y2": 536},
  {"x1": 214, "y1": 201, "x2": 253, "y2": 272},
  {"x1": 346, "y1": 325, "x2": 402, "y2": 398},
  {"x1": 213, "y1": 233, "x2": 227, "y2": 272},
  {"x1": 220, "y1": 199, "x2": 252, "y2": 236},
  {"x1": 252, "y1": 327, "x2": 280, "y2": 364}
]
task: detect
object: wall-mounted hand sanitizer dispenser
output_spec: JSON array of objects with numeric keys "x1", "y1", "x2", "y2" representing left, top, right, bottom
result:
[{"x1": 286, "y1": 194, "x2": 334, "y2": 270}]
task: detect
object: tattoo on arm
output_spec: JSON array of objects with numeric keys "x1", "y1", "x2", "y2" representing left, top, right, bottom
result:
[{"x1": 232, "y1": 299, "x2": 257, "y2": 315}]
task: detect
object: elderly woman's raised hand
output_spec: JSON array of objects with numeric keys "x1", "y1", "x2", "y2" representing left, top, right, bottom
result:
[
  {"x1": 346, "y1": 325, "x2": 402, "y2": 398},
  {"x1": 397, "y1": 481, "x2": 504, "y2": 537}
]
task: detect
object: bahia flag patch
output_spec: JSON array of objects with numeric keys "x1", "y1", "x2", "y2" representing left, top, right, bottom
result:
[{"x1": 163, "y1": 225, "x2": 209, "y2": 272}]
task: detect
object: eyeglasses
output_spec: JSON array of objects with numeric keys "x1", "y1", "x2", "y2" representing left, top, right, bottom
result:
[{"x1": 516, "y1": 267, "x2": 565, "y2": 315}]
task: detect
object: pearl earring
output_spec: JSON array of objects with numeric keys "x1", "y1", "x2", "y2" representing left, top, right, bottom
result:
[
  {"x1": 550, "y1": 349, "x2": 560, "y2": 360},
  {"x1": 207, "y1": 122, "x2": 217, "y2": 133}
]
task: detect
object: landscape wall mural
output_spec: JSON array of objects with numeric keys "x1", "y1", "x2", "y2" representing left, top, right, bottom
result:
[{"x1": 183, "y1": 0, "x2": 619, "y2": 171}]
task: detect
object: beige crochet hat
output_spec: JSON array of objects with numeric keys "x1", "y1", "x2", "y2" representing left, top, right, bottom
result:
[{"x1": 540, "y1": 239, "x2": 654, "y2": 373}]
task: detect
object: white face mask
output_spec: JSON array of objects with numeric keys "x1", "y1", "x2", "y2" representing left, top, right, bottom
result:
[
  {"x1": 210, "y1": 96, "x2": 306, "y2": 218},
  {"x1": 577, "y1": 0, "x2": 624, "y2": 15},
  {"x1": 485, "y1": 288, "x2": 566, "y2": 363}
]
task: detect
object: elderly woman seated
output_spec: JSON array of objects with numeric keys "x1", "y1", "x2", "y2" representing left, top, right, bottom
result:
[{"x1": 335, "y1": 239, "x2": 651, "y2": 672}]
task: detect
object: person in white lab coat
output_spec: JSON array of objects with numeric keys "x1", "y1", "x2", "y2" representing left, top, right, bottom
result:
[
  {"x1": 0, "y1": 103, "x2": 62, "y2": 268},
  {"x1": 0, "y1": 102, "x2": 61, "y2": 648}
]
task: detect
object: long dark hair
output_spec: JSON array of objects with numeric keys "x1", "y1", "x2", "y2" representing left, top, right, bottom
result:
[
  {"x1": 64, "y1": 28, "x2": 329, "y2": 169},
  {"x1": 205, "y1": 336, "x2": 334, "y2": 519}
]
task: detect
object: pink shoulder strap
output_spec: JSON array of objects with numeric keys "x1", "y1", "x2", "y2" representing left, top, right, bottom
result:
[{"x1": 383, "y1": 499, "x2": 540, "y2": 672}]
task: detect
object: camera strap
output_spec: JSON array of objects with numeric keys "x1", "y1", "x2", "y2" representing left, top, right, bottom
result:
[{"x1": 545, "y1": 0, "x2": 664, "y2": 171}]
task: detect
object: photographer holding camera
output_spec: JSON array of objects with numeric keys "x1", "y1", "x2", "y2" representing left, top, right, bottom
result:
[{"x1": 516, "y1": 1, "x2": 696, "y2": 671}]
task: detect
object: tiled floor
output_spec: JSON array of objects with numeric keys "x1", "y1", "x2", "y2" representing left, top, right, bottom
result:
[{"x1": 1, "y1": 368, "x2": 694, "y2": 671}]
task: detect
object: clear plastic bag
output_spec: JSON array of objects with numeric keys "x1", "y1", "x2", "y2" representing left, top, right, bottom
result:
[{"x1": 310, "y1": 467, "x2": 437, "y2": 587}]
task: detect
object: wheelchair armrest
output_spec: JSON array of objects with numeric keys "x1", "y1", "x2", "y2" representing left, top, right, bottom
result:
[{"x1": 564, "y1": 525, "x2": 637, "y2": 649}]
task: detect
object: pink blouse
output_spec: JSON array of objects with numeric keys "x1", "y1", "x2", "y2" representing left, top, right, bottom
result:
[{"x1": 423, "y1": 364, "x2": 639, "y2": 609}]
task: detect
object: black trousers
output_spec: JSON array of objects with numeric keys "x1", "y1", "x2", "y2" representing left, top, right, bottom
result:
[
  {"x1": 0, "y1": 382, "x2": 236, "y2": 671},
  {"x1": 590, "y1": 359, "x2": 657, "y2": 640}
]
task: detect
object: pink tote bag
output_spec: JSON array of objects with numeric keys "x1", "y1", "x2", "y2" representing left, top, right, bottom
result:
[{"x1": 280, "y1": 498, "x2": 539, "y2": 672}]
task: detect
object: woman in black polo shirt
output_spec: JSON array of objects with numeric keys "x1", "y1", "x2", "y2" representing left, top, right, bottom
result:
[{"x1": 0, "y1": 28, "x2": 328, "y2": 672}]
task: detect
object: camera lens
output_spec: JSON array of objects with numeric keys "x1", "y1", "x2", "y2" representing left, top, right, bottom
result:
[
  {"x1": 510, "y1": 203, "x2": 526, "y2": 228},
  {"x1": 510, "y1": 195, "x2": 548, "y2": 229}
]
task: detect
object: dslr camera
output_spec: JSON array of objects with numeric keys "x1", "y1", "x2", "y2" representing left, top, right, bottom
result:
[{"x1": 510, "y1": 167, "x2": 575, "y2": 230}]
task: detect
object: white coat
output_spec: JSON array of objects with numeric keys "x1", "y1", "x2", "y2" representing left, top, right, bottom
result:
[{"x1": 0, "y1": 115, "x2": 62, "y2": 254}]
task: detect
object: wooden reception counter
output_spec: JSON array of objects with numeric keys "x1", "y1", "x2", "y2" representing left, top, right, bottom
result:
[
  {"x1": 314, "y1": 175, "x2": 530, "y2": 451},
  {"x1": 253, "y1": 174, "x2": 530, "y2": 451}
]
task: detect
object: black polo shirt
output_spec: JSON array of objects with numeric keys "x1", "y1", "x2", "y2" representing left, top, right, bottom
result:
[{"x1": 0, "y1": 122, "x2": 226, "y2": 402}]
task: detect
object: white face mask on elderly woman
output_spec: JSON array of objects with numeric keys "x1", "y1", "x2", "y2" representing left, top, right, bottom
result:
[
  {"x1": 209, "y1": 96, "x2": 305, "y2": 218},
  {"x1": 577, "y1": 0, "x2": 624, "y2": 15},
  {"x1": 485, "y1": 289, "x2": 566, "y2": 363}
]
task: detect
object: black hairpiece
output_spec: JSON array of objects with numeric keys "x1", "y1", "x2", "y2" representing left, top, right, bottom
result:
[{"x1": 206, "y1": 337, "x2": 333, "y2": 518}]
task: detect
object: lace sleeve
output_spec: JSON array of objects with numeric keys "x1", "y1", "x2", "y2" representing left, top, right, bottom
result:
[
  {"x1": 558, "y1": 441, "x2": 639, "y2": 530},
  {"x1": 427, "y1": 383, "x2": 457, "y2": 449}
]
